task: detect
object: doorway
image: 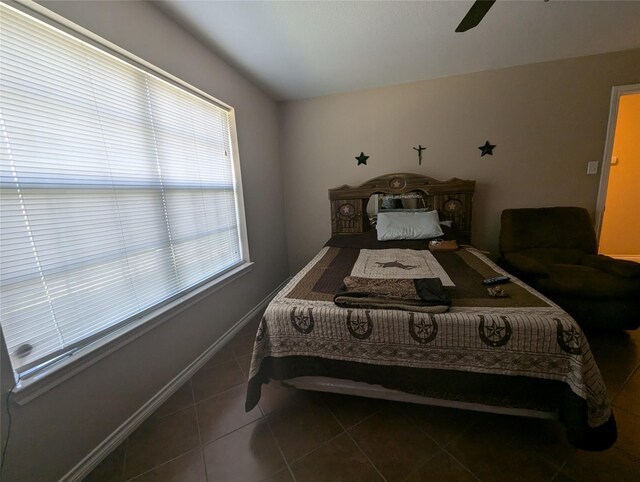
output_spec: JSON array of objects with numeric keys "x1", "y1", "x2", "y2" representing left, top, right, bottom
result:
[{"x1": 595, "y1": 85, "x2": 640, "y2": 262}]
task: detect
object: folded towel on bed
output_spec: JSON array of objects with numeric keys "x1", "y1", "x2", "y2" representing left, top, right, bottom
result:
[{"x1": 334, "y1": 276, "x2": 451, "y2": 313}]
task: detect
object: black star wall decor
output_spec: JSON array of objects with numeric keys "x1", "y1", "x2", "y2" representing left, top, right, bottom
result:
[
  {"x1": 479, "y1": 141, "x2": 496, "y2": 156},
  {"x1": 355, "y1": 152, "x2": 369, "y2": 165},
  {"x1": 413, "y1": 145, "x2": 426, "y2": 165}
]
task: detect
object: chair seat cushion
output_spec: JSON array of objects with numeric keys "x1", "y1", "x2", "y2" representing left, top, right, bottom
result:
[
  {"x1": 581, "y1": 254, "x2": 640, "y2": 279},
  {"x1": 518, "y1": 248, "x2": 586, "y2": 265},
  {"x1": 534, "y1": 264, "x2": 640, "y2": 300}
]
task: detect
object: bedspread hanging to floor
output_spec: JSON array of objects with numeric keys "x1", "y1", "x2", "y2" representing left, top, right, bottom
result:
[{"x1": 245, "y1": 244, "x2": 616, "y2": 450}]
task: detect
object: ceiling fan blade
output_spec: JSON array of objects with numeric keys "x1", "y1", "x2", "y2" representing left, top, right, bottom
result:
[{"x1": 455, "y1": 0, "x2": 497, "y2": 32}]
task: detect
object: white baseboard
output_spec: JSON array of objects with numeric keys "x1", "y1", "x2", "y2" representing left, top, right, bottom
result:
[{"x1": 60, "y1": 277, "x2": 290, "y2": 482}]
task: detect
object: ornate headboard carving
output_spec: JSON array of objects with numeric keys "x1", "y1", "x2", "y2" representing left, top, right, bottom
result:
[{"x1": 328, "y1": 173, "x2": 475, "y2": 240}]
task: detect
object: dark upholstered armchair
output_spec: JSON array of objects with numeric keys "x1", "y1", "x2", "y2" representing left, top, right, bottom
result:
[{"x1": 498, "y1": 207, "x2": 640, "y2": 330}]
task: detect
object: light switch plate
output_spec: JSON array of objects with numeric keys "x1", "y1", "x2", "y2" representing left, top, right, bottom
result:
[
  {"x1": 611, "y1": 156, "x2": 619, "y2": 165},
  {"x1": 587, "y1": 161, "x2": 599, "y2": 175}
]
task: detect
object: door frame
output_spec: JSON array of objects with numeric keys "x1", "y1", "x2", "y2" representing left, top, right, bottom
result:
[{"x1": 594, "y1": 83, "x2": 640, "y2": 241}]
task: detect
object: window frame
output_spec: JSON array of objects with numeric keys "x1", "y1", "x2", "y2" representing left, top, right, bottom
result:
[{"x1": 1, "y1": 0, "x2": 253, "y2": 404}]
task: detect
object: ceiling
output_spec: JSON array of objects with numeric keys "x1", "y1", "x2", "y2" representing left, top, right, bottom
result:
[{"x1": 157, "y1": 1, "x2": 640, "y2": 101}]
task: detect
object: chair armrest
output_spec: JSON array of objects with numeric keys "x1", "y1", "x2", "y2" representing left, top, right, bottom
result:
[
  {"x1": 581, "y1": 255, "x2": 640, "y2": 279},
  {"x1": 502, "y1": 252, "x2": 549, "y2": 278}
]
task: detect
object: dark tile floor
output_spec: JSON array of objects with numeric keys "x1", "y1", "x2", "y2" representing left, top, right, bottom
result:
[{"x1": 84, "y1": 314, "x2": 640, "y2": 482}]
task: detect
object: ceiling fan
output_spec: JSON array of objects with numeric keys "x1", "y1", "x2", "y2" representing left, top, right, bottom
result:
[
  {"x1": 456, "y1": 0, "x2": 549, "y2": 32},
  {"x1": 455, "y1": 0, "x2": 496, "y2": 32}
]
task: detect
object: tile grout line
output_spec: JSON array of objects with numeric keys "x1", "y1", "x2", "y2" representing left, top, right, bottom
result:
[
  {"x1": 266, "y1": 421, "x2": 298, "y2": 482},
  {"x1": 192, "y1": 366, "x2": 246, "y2": 406},
  {"x1": 396, "y1": 411, "x2": 462, "y2": 482},
  {"x1": 274, "y1": 423, "x2": 348, "y2": 467},
  {"x1": 408, "y1": 413, "x2": 483, "y2": 482},
  {"x1": 440, "y1": 446, "x2": 483, "y2": 482},
  {"x1": 94, "y1": 316, "x2": 263, "y2": 482},
  {"x1": 425, "y1": 415, "x2": 569, "y2": 482},
  {"x1": 154, "y1": 379, "x2": 201, "y2": 421},
  {"x1": 120, "y1": 436, "x2": 129, "y2": 482},
  {"x1": 611, "y1": 404, "x2": 640, "y2": 419},
  {"x1": 127, "y1": 358, "x2": 248, "y2": 479},
  {"x1": 618, "y1": 447, "x2": 640, "y2": 464},
  {"x1": 120, "y1": 388, "x2": 203, "y2": 479},
  {"x1": 121, "y1": 395, "x2": 202, "y2": 480},
  {"x1": 194, "y1": 365, "x2": 264, "y2": 455},
  {"x1": 123, "y1": 447, "x2": 201, "y2": 482},
  {"x1": 229, "y1": 319, "x2": 299, "y2": 481},
  {"x1": 611, "y1": 362, "x2": 639, "y2": 405},
  {"x1": 324, "y1": 400, "x2": 388, "y2": 482},
  {"x1": 398, "y1": 452, "x2": 441, "y2": 482},
  {"x1": 199, "y1": 409, "x2": 265, "y2": 448},
  {"x1": 156, "y1": 400, "x2": 197, "y2": 420},
  {"x1": 343, "y1": 429, "x2": 388, "y2": 482},
  {"x1": 397, "y1": 431, "x2": 443, "y2": 482},
  {"x1": 607, "y1": 409, "x2": 640, "y2": 463},
  {"x1": 549, "y1": 460, "x2": 567, "y2": 481},
  {"x1": 188, "y1": 319, "x2": 265, "y2": 452},
  {"x1": 260, "y1": 392, "x2": 388, "y2": 478},
  {"x1": 407, "y1": 408, "x2": 477, "y2": 451},
  {"x1": 328, "y1": 401, "x2": 385, "y2": 433},
  {"x1": 190, "y1": 379, "x2": 210, "y2": 482}
]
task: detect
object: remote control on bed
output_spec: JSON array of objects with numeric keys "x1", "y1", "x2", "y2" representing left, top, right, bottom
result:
[{"x1": 482, "y1": 276, "x2": 510, "y2": 286}]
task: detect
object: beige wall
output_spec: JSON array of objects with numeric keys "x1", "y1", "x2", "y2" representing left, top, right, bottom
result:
[
  {"x1": 0, "y1": 1, "x2": 288, "y2": 481},
  {"x1": 599, "y1": 93, "x2": 640, "y2": 256},
  {"x1": 280, "y1": 49, "x2": 640, "y2": 273}
]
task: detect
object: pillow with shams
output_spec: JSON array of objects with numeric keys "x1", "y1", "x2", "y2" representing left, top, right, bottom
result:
[
  {"x1": 379, "y1": 208, "x2": 430, "y2": 213},
  {"x1": 376, "y1": 209, "x2": 453, "y2": 228},
  {"x1": 376, "y1": 210, "x2": 444, "y2": 241}
]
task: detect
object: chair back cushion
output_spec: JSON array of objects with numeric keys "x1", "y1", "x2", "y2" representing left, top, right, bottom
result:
[{"x1": 500, "y1": 207, "x2": 597, "y2": 255}]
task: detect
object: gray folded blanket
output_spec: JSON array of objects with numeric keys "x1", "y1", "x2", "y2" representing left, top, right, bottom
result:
[{"x1": 334, "y1": 276, "x2": 451, "y2": 313}]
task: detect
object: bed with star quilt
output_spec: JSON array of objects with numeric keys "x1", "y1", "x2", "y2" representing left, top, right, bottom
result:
[{"x1": 245, "y1": 235, "x2": 617, "y2": 450}]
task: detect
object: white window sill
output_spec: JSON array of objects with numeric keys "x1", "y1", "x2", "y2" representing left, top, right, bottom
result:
[{"x1": 11, "y1": 262, "x2": 254, "y2": 405}]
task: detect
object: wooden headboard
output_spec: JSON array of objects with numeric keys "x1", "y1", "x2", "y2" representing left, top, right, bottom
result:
[{"x1": 328, "y1": 172, "x2": 475, "y2": 239}]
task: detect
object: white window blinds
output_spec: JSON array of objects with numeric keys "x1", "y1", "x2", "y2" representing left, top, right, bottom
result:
[{"x1": 0, "y1": 5, "x2": 247, "y2": 376}]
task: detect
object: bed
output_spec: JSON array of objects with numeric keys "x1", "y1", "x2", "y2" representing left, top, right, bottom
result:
[{"x1": 245, "y1": 173, "x2": 616, "y2": 450}]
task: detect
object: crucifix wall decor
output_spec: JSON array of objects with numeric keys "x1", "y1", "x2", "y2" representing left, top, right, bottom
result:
[{"x1": 413, "y1": 145, "x2": 426, "y2": 165}]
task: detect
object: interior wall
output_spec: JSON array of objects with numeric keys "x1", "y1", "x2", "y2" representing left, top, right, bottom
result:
[
  {"x1": 0, "y1": 1, "x2": 288, "y2": 481},
  {"x1": 598, "y1": 93, "x2": 640, "y2": 256},
  {"x1": 280, "y1": 49, "x2": 640, "y2": 273}
]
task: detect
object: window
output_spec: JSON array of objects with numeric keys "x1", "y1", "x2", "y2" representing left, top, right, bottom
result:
[{"x1": 0, "y1": 4, "x2": 250, "y2": 381}]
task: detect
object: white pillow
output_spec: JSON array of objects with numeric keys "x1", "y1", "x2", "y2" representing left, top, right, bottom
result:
[
  {"x1": 379, "y1": 208, "x2": 430, "y2": 213},
  {"x1": 376, "y1": 210, "x2": 444, "y2": 241}
]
